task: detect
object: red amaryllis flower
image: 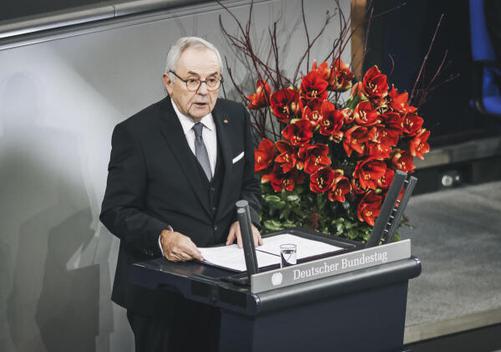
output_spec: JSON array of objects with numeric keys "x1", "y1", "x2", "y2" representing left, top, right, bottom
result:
[
  {"x1": 343, "y1": 125, "x2": 370, "y2": 157},
  {"x1": 350, "y1": 177, "x2": 366, "y2": 195},
  {"x1": 392, "y1": 149, "x2": 416, "y2": 172},
  {"x1": 366, "y1": 125, "x2": 398, "y2": 159},
  {"x1": 374, "y1": 123, "x2": 400, "y2": 146},
  {"x1": 357, "y1": 191, "x2": 384, "y2": 226},
  {"x1": 367, "y1": 140, "x2": 392, "y2": 160},
  {"x1": 388, "y1": 85, "x2": 417, "y2": 114},
  {"x1": 310, "y1": 167, "x2": 336, "y2": 193},
  {"x1": 247, "y1": 80, "x2": 271, "y2": 109},
  {"x1": 270, "y1": 88, "x2": 299, "y2": 123},
  {"x1": 254, "y1": 138, "x2": 276, "y2": 172},
  {"x1": 362, "y1": 66, "x2": 389, "y2": 100},
  {"x1": 353, "y1": 101, "x2": 380, "y2": 126},
  {"x1": 318, "y1": 100, "x2": 344, "y2": 141},
  {"x1": 328, "y1": 170, "x2": 352, "y2": 203},
  {"x1": 341, "y1": 107, "x2": 355, "y2": 124},
  {"x1": 409, "y1": 128, "x2": 430, "y2": 159},
  {"x1": 381, "y1": 111, "x2": 404, "y2": 138},
  {"x1": 275, "y1": 140, "x2": 298, "y2": 173},
  {"x1": 328, "y1": 58, "x2": 354, "y2": 92},
  {"x1": 282, "y1": 119, "x2": 314, "y2": 146},
  {"x1": 402, "y1": 114, "x2": 424, "y2": 136},
  {"x1": 302, "y1": 103, "x2": 323, "y2": 126},
  {"x1": 300, "y1": 143, "x2": 331, "y2": 174},
  {"x1": 311, "y1": 61, "x2": 331, "y2": 81},
  {"x1": 377, "y1": 167, "x2": 395, "y2": 190},
  {"x1": 353, "y1": 158, "x2": 388, "y2": 191},
  {"x1": 262, "y1": 164, "x2": 300, "y2": 192},
  {"x1": 299, "y1": 71, "x2": 329, "y2": 109},
  {"x1": 373, "y1": 96, "x2": 390, "y2": 114}
]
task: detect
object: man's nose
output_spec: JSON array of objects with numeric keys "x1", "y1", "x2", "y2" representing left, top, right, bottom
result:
[{"x1": 196, "y1": 81, "x2": 208, "y2": 95}]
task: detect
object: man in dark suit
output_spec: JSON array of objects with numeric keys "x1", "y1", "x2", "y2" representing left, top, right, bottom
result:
[{"x1": 100, "y1": 37, "x2": 262, "y2": 352}]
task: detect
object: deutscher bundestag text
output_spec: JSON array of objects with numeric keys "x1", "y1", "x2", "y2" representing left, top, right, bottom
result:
[{"x1": 293, "y1": 251, "x2": 388, "y2": 281}]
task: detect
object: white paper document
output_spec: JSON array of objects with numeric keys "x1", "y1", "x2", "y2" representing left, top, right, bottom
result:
[{"x1": 199, "y1": 233, "x2": 344, "y2": 272}]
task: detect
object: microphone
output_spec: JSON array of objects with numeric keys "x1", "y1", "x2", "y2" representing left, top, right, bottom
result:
[{"x1": 236, "y1": 200, "x2": 258, "y2": 277}]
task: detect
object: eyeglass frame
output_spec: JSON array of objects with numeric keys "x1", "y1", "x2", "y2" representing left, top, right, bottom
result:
[{"x1": 168, "y1": 70, "x2": 223, "y2": 92}]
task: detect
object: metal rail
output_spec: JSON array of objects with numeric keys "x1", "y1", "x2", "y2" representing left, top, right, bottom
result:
[{"x1": 0, "y1": 0, "x2": 210, "y2": 41}]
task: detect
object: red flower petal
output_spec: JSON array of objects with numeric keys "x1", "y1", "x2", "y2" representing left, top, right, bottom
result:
[
  {"x1": 254, "y1": 138, "x2": 276, "y2": 172},
  {"x1": 357, "y1": 191, "x2": 384, "y2": 226},
  {"x1": 310, "y1": 167, "x2": 336, "y2": 193},
  {"x1": 353, "y1": 158, "x2": 388, "y2": 191},
  {"x1": 409, "y1": 129, "x2": 430, "y2": 159},
  {"x1": 247, "y1": 80, "x2": 271, "y2": 109},
  {"x1": 282, "y1": 119, "x2": 314, "y2": 146},
  {"x1": 362, "y1": 66, "x2": 389, "y2": 100},
  {"x1": 270, "y1": 88, "x2": 299, "y2": 123},
  {"x1": 299, "y1": 71, "x2": 329, "y2": 110}
]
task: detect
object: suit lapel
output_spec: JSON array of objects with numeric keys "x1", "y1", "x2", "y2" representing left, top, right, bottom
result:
[
  {"x1": 156, "y1": 98, "x2": 211, "y2": 217},
  {"x1": 212, "y1": 102, "x2": 233, "y2": 221}
]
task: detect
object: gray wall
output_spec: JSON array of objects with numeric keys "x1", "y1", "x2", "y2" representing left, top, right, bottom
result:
[{"x1": 0, "y1": 0, "x2": 350, "y2": 351}]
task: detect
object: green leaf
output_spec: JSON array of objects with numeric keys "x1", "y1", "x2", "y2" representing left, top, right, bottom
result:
[
  {"x1": 263, "y1": 220, "x2": 285, "y2": 232},
  {"x1": 346, "y1": 95, "x2": 360, "y2": 110},
  {"x1": 282, "y1": 219, "x2": 297, "y2": 228},
  {"x1": 263, "y1": 194, "x2": 281, "y2": 203},
  {"x1": 264, "y1": 195, "x2": 286, "y2": 209}
]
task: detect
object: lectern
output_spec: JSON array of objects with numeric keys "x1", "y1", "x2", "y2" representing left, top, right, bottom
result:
[{"x1": 131, "y1": 228, "x2": 421, "y2": 352}]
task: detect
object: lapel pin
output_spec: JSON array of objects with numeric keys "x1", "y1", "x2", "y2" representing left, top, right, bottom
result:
[{"x1": 223, "y1": 118, "x2": 229, "y2": 124}]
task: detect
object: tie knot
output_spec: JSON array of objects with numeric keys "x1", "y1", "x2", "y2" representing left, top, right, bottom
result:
[{"x1": 193, "y1": 122, "x2": 204, "y2": 138}]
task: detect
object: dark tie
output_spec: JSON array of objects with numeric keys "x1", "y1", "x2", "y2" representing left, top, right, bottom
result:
[{"x1": 192, "y1": 122, "x2": 212, "y2": 181}]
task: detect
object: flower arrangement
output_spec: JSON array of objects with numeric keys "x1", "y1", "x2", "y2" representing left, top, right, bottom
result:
[
  {"x1": 219, "y1": 1, "x2": 443, "y2": 241},
  {"x1": 249, "y1": 62, "x2": 429, "y2": 240}
]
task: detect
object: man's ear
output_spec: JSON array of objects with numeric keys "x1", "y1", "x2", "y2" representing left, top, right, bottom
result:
[{"x1": 162, "y1": 73, "x2": 173, "y2": 96}]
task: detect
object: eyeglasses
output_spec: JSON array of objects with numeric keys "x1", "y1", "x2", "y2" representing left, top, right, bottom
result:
[{"x1": 169, "y1": 70, "x2": 223, "y2": 92}]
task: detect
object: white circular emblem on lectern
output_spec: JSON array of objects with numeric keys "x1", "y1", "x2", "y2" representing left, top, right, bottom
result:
[{"x1": 271, "y1": 272, "x2": 283, "y2": 286}]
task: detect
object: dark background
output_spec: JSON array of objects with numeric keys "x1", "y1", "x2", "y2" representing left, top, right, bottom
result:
[{"x1": 364, "y1": 0, "x2": 501, "y2": 147}]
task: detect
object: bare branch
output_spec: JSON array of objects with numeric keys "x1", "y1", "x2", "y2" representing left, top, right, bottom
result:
[
  {"x1": 410, "y1": 14, "x2": 444, "y2": 103},
  {"x1": 293, "y1": 11, "x2": 335, "y2": 83},
  {"x1": 301, "y1": 0, "x2": 311, "y2": 70},
  {"x1": 387, "y1": 53, "x2": 395, "y2": 76}
]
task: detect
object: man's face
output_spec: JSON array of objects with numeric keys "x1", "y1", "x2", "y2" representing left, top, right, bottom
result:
[{"x1": 163, "y1": 47, "x2": 221, "y2": 122}]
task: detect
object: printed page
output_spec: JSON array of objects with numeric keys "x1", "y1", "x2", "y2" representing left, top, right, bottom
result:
[
  {"x1": 199, "y1": 244, "x2": 279, "y2": 272},
  {"x1": 256, "y1": 234, "x2": 343, "y2": 259},
  {"x1": 199, "y1": 234, "x2": 343, "y2": 272}
]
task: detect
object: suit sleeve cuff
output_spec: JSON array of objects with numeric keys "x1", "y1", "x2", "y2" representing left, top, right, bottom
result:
[{"x1": 249, "y1": 207, "x2": 261, "y2": 231}]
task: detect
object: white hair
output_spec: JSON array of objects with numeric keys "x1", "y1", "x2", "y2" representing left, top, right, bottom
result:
[{"x1": 164, "y1": 36, "x2": 223, "y2": 80}]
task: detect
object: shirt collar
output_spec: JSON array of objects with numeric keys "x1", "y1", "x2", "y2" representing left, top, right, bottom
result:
[{"x1": 171, "y1": 99, "x2": 215, "y2": 135}]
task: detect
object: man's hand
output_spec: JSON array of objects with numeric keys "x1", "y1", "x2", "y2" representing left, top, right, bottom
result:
[
  {"x1": 225, "y1": 221, "x2": 263, "y2": 248},
  {"x1": 160, "y1": 229, "x2": 203, "y2": 262}
]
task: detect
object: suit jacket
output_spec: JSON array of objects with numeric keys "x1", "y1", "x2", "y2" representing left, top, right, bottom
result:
[{"x1": 100, "y1": 97, "x2": 261, "y2": 315}]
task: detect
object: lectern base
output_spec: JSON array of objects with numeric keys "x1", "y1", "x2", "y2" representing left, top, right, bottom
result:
[{"x1": 219, "y1": 282, "x2": 407, "y2": 352}]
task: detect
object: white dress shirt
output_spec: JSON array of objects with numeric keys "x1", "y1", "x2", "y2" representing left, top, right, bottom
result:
[{"x1": 171, "y1": 100, "x2": 218, "y2": 176}]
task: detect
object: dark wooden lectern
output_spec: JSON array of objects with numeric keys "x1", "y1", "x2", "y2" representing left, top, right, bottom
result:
[{"x1": 131, "y1": 229, "x2": 421, "y2": 352}]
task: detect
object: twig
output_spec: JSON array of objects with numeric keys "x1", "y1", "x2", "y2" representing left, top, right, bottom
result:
[
  {"x1": 387, "y1": 53, "x2": 395, "y2": 76},
  {"x1": 410, "y1": 14, "x2": 444, "y2": 103},
  {"x1": 301, "y1": 0, "x2": 311, "y2": 71},
  {"x1": 292, "y1": 11, "x2": 335, "y2": 83},
  {"x1": 362, "y1": 3, "x2": 375, "y2": 66}
]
